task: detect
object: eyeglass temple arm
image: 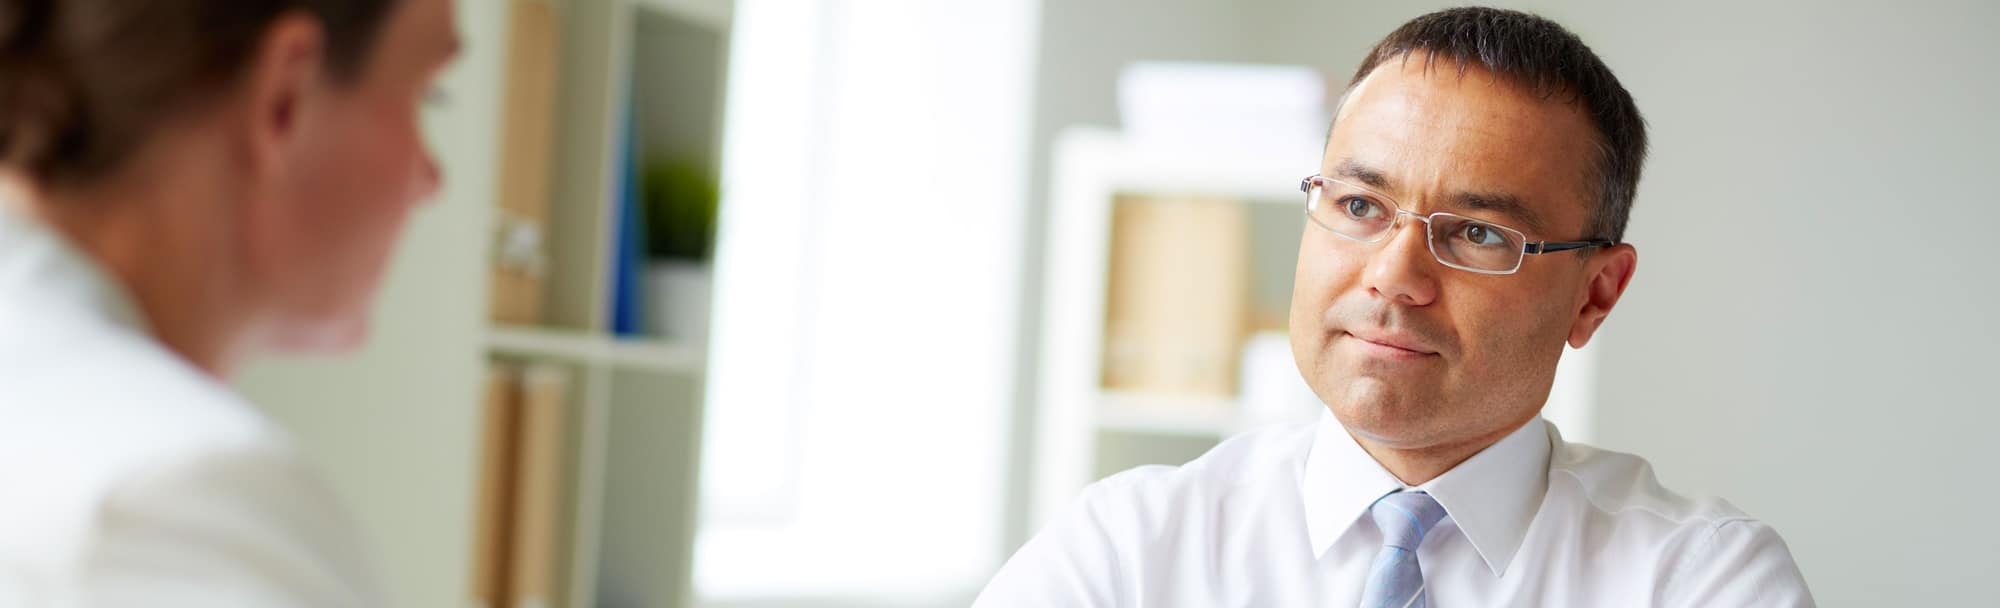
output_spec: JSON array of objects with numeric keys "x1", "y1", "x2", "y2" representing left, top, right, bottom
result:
[{"x1": 1524, "y1": 239, "x2": 1616, "y2": 255}]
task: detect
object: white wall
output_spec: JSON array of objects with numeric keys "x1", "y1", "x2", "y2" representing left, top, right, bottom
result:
[
  {"x1": 1568, "y1": 1, "x2": 2000, "y2": 604},
  {"x1": 1022, "y1": 0, "x2": 2000, "y2": 604}
]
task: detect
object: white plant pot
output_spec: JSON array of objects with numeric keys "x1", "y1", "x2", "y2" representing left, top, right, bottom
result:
[{"x1": 645, "y1": 260, "x2": 711, "y2": 344}]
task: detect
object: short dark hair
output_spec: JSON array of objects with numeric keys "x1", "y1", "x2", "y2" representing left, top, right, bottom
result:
[
  {"x1": 0, "y1": 0, "x2": 402, "y2": 188},
  {"x1": 1345, "y1": 6, "x2": 1647, "y2": 243}
]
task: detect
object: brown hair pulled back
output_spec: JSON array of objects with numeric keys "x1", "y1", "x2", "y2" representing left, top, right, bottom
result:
[{"x1": 0, "y1": 0, "x2": 399, "y2": 188}]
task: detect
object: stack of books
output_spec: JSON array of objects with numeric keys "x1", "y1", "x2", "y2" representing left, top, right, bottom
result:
[
  {"x1": 472, "y1": 361, "x2": 575, "y2": 608},
  {"x1": 1101, "y1": 196, "x2": 1252, "y2": 398}
]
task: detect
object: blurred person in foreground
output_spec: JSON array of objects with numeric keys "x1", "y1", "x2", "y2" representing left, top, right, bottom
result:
[
  {"x1": 979, "y1": 7, "x2": 1811, "y2": 607},
  {"x1": 0, "y1": 0, "x2": 457, "y2": 603}
]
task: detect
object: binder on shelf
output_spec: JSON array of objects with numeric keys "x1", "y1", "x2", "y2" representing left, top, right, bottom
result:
[
  {"x1": 609, "y1": 103, "x2": 647, "y2": 337},
  {"x1": 470, "y1": 363, "x2": 522, "y2": 608},
  {"x1": 489, "y1": 0, "x2": 562, "y2": 325},
  {"x1": 1101, "y1": 196, "x2": 1251, "y2": 398},
  {"x1": 509, "y1": 363, "x2": 573, "y2": 608}
]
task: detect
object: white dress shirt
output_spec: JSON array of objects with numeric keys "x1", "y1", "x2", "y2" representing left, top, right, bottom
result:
[
  {"x1": 977, "y1": 410, "x2": 1814, "y2": 607},
  {"x1": 0, "y1": 206, "x2": 383, "y2": 606}
]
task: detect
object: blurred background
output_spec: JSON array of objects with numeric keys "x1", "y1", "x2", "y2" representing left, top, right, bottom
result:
[{"x1": 234, "y1": 0, "x2": 1999, "y2": 606}]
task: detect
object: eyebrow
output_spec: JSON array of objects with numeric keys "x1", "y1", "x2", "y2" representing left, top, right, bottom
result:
[
  {"x1": 1331, "y1": 158, "x2": 1551, "y2": 235},
  {"x1": 1332, "y1": 159, "x2": 1391, "y2": 190}
]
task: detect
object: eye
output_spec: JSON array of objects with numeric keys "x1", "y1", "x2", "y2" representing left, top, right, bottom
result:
[
  {"x1": 1340, "y1": 196, "x2": 1383, "y2": 220},
  {"x1": 1460, "y1": 222, "x2": 1507, "y2": 246}
]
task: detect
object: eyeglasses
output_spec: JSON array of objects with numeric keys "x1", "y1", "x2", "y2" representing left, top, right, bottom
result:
[{"x1": 1300, "y1": 175, "x2": 1613, "y2": 275}]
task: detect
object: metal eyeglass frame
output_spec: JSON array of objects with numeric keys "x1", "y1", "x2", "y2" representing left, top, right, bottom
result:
[{"x1": 1300, "y1": 175, "x2": 1615, "y2": 275}]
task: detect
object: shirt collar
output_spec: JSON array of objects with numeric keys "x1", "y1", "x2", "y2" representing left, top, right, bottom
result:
[
  {"x1": 0, "y1": 202, "x2": 152, "y2": 335},
  {"x1": 1300, "y1": 409, "x2": 1552, "y2": 577}
]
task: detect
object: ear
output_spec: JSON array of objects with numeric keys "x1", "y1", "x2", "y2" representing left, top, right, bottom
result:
[
  {"x1": 237, "y1": 13, "x2": 327, "y2": 181},
  {"x1": 1567, "y1": 243, "x2": 1637, "y2": 348}
]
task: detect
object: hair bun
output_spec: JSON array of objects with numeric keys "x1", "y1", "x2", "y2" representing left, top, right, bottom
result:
[{"x1": 0, "y1": 0, "x2": 78, "y2": 180}]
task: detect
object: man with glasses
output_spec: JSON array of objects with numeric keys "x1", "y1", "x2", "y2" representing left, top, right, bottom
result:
[{"x1": 977, "y1": 7, "x2": 1812, "y2": 607}]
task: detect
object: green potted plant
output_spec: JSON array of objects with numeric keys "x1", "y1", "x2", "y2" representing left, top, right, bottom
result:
[{"x1": 641, "y1": 156, "x2": 719, "y2": 343}]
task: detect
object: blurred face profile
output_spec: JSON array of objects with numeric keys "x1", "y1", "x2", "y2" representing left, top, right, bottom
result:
[
  {"x1": 1288, "y1": 55, "x2": 1606, "y2": 451},
  {"x1": 248, "y1": 0, "x2": 457, "y2": 352}
]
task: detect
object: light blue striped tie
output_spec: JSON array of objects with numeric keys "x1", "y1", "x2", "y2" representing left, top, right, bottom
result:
[{"x1": 1359, "y1": 491, "x2": 1450, "y2": 608}]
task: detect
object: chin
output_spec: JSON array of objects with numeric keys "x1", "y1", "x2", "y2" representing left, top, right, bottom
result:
[{"x1": 1324, "y1": 375, "x2": 1448, "y2": 447}]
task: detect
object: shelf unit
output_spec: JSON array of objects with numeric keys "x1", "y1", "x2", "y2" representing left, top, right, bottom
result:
[
  {"x1": 489, "y1": 0, "x2": 731, "y2": 606},
  {"x1": 1030, "y1": 125, "x2": 1322, "y2": 530}
]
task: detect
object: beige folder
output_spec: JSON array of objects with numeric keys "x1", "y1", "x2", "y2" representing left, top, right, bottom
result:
[
  {"x1": 1101, "y1": 196, "x2": 1251, "y2": 397},
  {"x1": 489, "y1": 0, "x2": 562, "y2": 325},
  {"x1": 509, "y1": 363, "x2": 572, "y2": 608},
  {"x1": 470, "y1": 363, "x2": 521, "y2": 608}
]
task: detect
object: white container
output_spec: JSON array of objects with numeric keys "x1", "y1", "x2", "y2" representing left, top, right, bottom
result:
[{"x1": 645, "y1": 260, "x2": 712, "y2": 344}]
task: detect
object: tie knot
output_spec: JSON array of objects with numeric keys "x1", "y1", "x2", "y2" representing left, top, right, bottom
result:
[{"x1": 1370, "y1": 491, "x2": 1449, "y2": 551}]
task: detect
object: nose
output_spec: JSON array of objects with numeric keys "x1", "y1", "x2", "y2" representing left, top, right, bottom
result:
[{"x1": 1363, "y1": 212, "x2": 1440, "y2": 306}]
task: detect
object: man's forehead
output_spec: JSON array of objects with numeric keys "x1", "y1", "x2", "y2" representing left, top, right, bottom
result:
[
  {"x1": 1337, "y1": 55, "x2": 1571, "y2": 134},
  {"x1": 1324, "y1": 55, "x2": 1600, "y2": 235}
]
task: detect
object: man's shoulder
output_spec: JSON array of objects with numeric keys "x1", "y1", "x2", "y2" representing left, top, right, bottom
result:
[
  {"x1": 1546, "y1": 436, "x2": 1813, "y2": 605},
  {"x1": 1542, "y1": 435, "x2": 1803, "y2": 576},
  {"x1": 1546, "y1": 437, "x2": 1760, "y2": 528}
]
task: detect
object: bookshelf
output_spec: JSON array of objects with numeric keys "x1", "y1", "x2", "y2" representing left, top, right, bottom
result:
[
  {"x1": 493, "y1": 0, "x2": 731, "y2": 606},
  {"x1": 1029, "y1": 126, "x2": 1320, "y2": 530}
]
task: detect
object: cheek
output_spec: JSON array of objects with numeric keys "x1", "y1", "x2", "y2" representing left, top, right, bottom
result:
[
  {"x1": 1450, "y1": 285, "x2": 1573, "y2": 386},
  {"x1": 1289, "y1": 230, "x2": 1360, "y2": 326},
  {"x1": 271, "y1": 104, "x2": 429, "y2": 310},
  {"x1": 339, "y1": 113, "x2": 426, "y2": 267},
  {"x1": 1289, "y1": 231, "x2": 1375, "y2": 387},
  {"x1": 296, "y1": 126, "x2": 408, "y2": 248},
  {"x1": 350, "y1": 106, "x2": 431, "y2": 204}
]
